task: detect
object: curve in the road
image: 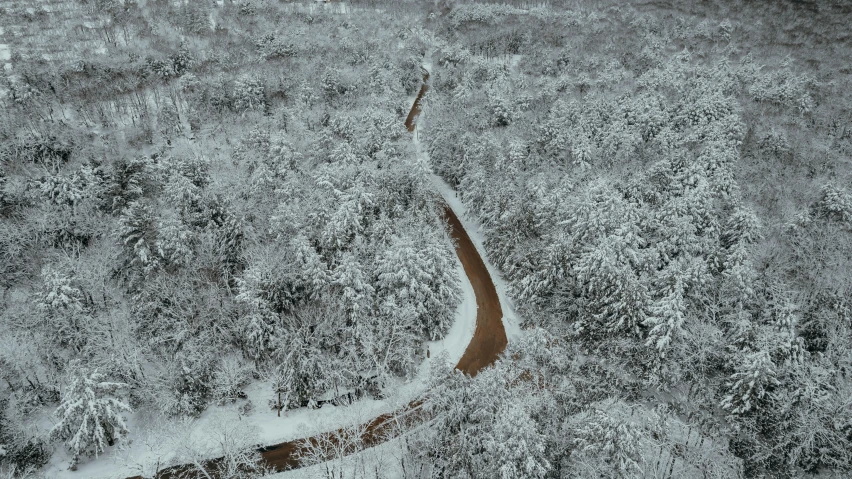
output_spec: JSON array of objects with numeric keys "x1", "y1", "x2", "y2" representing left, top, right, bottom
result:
[{"x1": 128, "y1": 68, "x2": 506, "y2": 479}]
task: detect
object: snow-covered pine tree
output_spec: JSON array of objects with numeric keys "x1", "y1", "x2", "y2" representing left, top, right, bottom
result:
[
  {"x1": 35, "y1": 266, "x2": 91, "y2": 352},
  {"x1": 49, "y1": 368, "x2": 131, "y2": 469},
  {"x1": 568, "y1": 406, "x2": 644, "y2": 478},
  {"x1": 33, "y1": 170, "x2": 88, "y2": 212},
  {"x1": 319, "y1": 183, "x2": 375, "y2": 252},
  {"x1": 158, "y1": 102, "x2": 181, "y2": 140},
  {"x1": 117, "y1": 201, "x2": 159, "y2": 278},
  {"x1": 232, "y1": 75, "x2": 266, "y2": 113},
  {"x1": 574, "y1": 230, "x2": 649, "y2": 338},
  {"x1": 721, "y1": 204, "x2": 762, "y2": 249},
  {"x1": 155, "y1": 212, "x2": 195, "y2": 271},
  {"x1": 483, "y1": 393, "x2": 552, "y2": 479},
  {"x1": 374, "y1": 225, "x2": 461, "y2": 341},
  {"x1": 156, "y1": 341, "x2": 216, "y2": 417},
  {"x1": 721, "y1": 349, "x2": 779, "y2": 415},
  {"x1": 330, "y1": 252, "x2": 375, "y2": 323},
  {"x1": 236, "y1": 238, "x2": 329, "y2": 316},
  {"x1": 214, "y1": 212, "x2": 246, "y2": 279},
  {"x1": 240, "y1": 305, "x2": 278, "y2": 362},
  {"x1": 100, "y1": 156, "x2": 158, "y2": 215},
  {"x1": 163, "y1": 171, "x2": 203, "y2": 225},
  {"x1": 814, "y1": 184, "x2": 852, "y2": 224},
  {"x1": 643, "y1": 275, "x2": 688, "y2": 358}
]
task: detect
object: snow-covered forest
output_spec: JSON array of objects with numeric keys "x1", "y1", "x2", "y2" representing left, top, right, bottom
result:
[{"x1": 1, "y1": 0, "x2": 851, "y2": 478}]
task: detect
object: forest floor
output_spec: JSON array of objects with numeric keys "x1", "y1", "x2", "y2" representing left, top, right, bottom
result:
[{"x1": 116, "y1": 61, "x2": 511, "y2": 479}]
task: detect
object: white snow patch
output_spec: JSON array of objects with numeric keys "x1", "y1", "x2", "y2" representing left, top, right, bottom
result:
[
  {"x1": 509, "y1": 54, "x2": 522, "y2": 73},
  {"x1": 0, "y1": 44, "x2": 10, "y2": 62}
]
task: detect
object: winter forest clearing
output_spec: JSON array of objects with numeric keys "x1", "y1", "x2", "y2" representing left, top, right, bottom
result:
[{"x1": 2, "y1": 0, "x2": 852, "y2": 478}]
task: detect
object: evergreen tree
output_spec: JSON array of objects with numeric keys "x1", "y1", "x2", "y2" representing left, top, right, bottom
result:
[
  {"x1": 814, "y1": 184, "x2": 852, "y2": 224},
  {"x1": 239, "y1": 305, "x2": 278, "y2": 362},
  {"x1": 644, "y1": 276, "x2": 688, "y2": 358},
  {"x1": 156, "y1": 341, "x2": 216, "y2": 417},
  {"x1": 237, "y1": 237, "x2": 329, "y2": 316},
  {"x1": 567, "y1": 405, "x2": 645, "y2": 479},
  {"x1": 49, "y1": 368, "x2": 130, "y2": 469},
  {"x1": 99, "y1": 156, "x2": 158, "y2": 215},
  {"x1": 331, "y1": 252, "x2": 375, "y2": 323},
  {"x1": 374, "y1": 226, "x2": 461, "y2": 340},
  {"x1": 155, "y1": 212, "x2": 195, "y2": 271},
  {"x1": 32, "y1": 170, "x2": 89, "y2": 212},
  {"x1": 117, "y1": 201, "x2": 159, "y2": 278},
  {"x1": 574, "y1": 230, "x2": 649, "y2": 338},
  {"x1": 319, "y1": 183, "x2": 375, "y2": 252},
  {"x1": 232, "y1": 75, "x2": 266, "y2": 113},
  {"x1": 722, "y1": 205, "x2": 762, "y2": 249},
  {"x1": 721, "y1": 350, "x2": 779, "y2": 415},
  {"x1": 35, "y1": 266, "x2": 91, "y2": 352},
  {"x1": 215, "y1": 213, "x2": 246, "y2": 279}
]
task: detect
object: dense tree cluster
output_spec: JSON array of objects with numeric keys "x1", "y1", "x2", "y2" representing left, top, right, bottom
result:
[
  {"x1": 2, "y1": 0, "x2": 851, "y2": 477},
  {"x1": 0, "y1": 1, "x2": 458, "y2": 474},
  {"x1": 417, "y1": 1, "x2": 852, "y2": 477}
]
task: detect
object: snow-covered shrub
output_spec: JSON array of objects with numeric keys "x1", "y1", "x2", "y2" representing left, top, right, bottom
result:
[
  {"x1": 211, "y1": 357, "x2": 252, "y2": 404},
  {"x1": 154, "y1": 345, "x2": 216, "y2": 418},
  {"x1": 0, "y1": 397, "x2": 51, "y2": 474}
]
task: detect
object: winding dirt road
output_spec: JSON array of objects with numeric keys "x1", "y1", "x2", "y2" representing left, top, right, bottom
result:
[{"x1": 127, "y1": 68, "x2": 507, "y2": 479}]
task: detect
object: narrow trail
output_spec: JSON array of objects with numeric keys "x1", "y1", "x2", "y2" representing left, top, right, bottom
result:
[
  {"x1": 127, "y1": 67, "x2": 507, "y2": 479},
  {"x1": 443, "y1": 205, "x2": 507, "y2": 376},
  {"x1": 404, "y1": 69, "x2": 429, "y2": 132}
]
